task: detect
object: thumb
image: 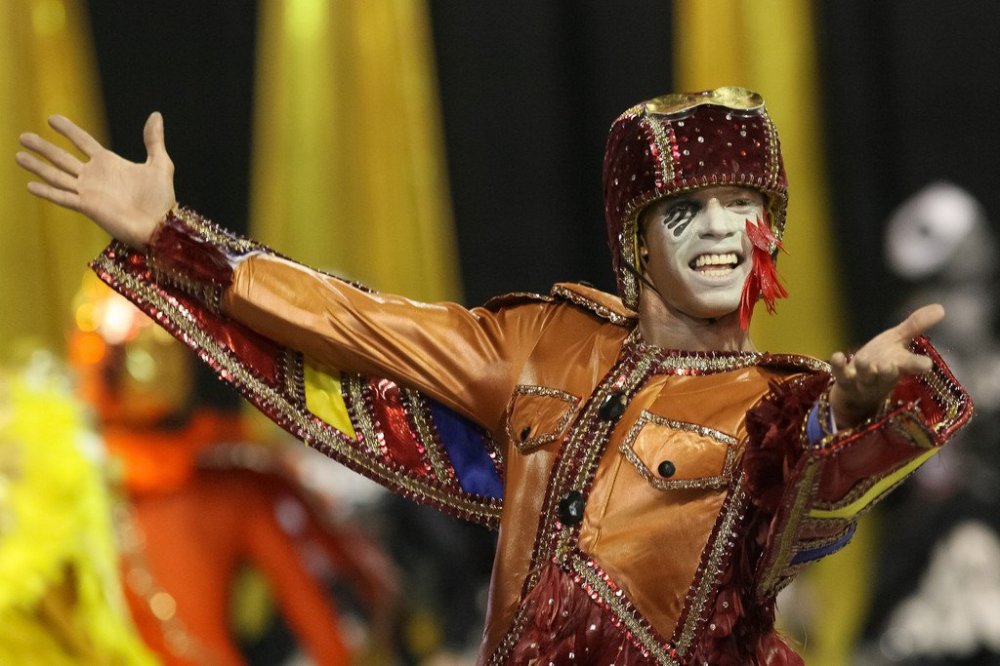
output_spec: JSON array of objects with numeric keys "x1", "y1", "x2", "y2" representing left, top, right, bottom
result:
[{"x1": 143, "y1": 111, "x2": 170, "y2": 165}]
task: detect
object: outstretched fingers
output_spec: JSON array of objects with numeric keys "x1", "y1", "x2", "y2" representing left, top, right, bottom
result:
[
  {"x1": 26, "y1": 181, "x2": 81, "y2": 211},
  {"x1": 18, "y1": 132, "x2": 84, "y2": 176},
  {"x1": 885, "y1": 304, "x2": 942, "y2": 376},
  {"x1": 829, "y1": 304, "x2": 944, "y2": 427},
  {"x1": 15, "y1": 150, "x2": 78, "y2": 193},
  {"x1": 48, "y1": 114, "x2": 103, "y2": 158},
  {"x1": 143, "y1": 112, "x2": 171, "y2": 167}
]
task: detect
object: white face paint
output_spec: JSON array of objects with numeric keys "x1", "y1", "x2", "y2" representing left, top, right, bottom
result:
[{"x1": 639, "y1": 186, "x2": 763, "y2": 321}]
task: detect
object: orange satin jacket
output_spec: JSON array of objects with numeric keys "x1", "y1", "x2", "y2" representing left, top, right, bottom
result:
[{"x1": 93, "y1": 207, "x2": 973, "y2": 665}]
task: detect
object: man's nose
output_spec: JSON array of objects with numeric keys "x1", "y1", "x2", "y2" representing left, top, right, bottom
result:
[{"x1": 698, "y1": 199, "x2": 739, "y2": 238}]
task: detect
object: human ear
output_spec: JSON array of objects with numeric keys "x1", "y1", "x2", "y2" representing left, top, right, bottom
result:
[{"x1": 636, "y1": 208, "x2": 653, "y2": 259}]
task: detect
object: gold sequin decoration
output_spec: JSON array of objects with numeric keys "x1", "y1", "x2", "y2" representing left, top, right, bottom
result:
[
  {"x1": 550, "y1": 285, "x2": 633, "y2": 326},
  {"x1": 757, "y1": 460, "x2": 820, "y2": 597},
  {"x1": 403, "y1": 386, "x2": 460, "y2": 487},
  {"x1": 674, "y1": 482, "x2": 749, "y2": 656},
  {"x1": 569, "y1": 552, "x2": 681, "y2": 664},
  {"x1": 505, "y1": 384, "x2": 579, "y2": 452}
]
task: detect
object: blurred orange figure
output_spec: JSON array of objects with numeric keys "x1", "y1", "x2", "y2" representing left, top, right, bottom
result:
[{"x1": 69, "y1": 274, "x2": 398, "y2": 665}]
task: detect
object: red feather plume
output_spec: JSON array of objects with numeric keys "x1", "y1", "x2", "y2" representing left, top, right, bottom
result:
[{"x1": 739, "y1": 216, "x2": 789, "y2": 330}]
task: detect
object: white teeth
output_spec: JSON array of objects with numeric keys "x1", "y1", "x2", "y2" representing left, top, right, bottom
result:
[{"x1": 693, "y1": 253, "x2": 738, "y2": 269}]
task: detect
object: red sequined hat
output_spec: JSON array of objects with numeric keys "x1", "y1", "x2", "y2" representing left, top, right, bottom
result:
[{"x1": 602, "y1": 87, "x2": 788, "y2": 310}]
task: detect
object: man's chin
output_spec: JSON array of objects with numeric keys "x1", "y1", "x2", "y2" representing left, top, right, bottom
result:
[{"x1": 686, "y1": 305, "x2": 740, "y2": 324}]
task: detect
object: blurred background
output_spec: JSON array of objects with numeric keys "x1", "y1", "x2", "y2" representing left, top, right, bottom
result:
[{"x1": 2, "y1": 1, "x2": 999, "y2": 664}]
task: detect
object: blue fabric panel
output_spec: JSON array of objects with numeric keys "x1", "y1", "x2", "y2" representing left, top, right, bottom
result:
[
  {"x1": 791, "y1": 522, "x2": 857, "y2": 565},
  {"x1": 429, "y1": 401, "x2": 504, "y2": 500},
  {"x1": 806, "y1": 403, "x2": 825, "y2": 444}
]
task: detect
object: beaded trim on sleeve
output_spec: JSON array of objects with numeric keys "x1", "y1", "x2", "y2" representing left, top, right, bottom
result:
[
  {"x1": 756, "y1": 460, "x2": 822, "y2": 597},
  {"x1": 145, "y1": 205, "x2": 259, "y2": 314},
  {"x1": 756, "y1": 340, "x2": 972, "y2": 597},
  {"x1": 402, "y1": 386, "x2": 462, "y2": 485},
  {"x1": 91, "y1": 246, "x2": 503, "y2": 529}
]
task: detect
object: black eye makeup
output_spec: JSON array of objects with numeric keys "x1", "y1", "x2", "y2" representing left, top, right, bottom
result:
[{"x1": 662, "y1": 200, "x2": 699, "y2": 237}]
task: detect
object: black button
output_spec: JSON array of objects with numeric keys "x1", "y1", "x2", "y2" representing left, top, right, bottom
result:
[
  {"x1": 519, "y1": 426, "x2": 532, "y2": 441},
  {"x1": 557, "y1": 491, "x2": 585, "y2": 525},
  {"x1": 657, "y1": 460, "x2": 676, "y2": 478},
  {"x1": 598, "y1": 391, "x2": 626, "y2": 422}
]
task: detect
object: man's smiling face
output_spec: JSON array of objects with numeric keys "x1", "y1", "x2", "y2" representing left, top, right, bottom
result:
[{"x1": 639, "y1": 185, "x2": 763, "y2": 322}]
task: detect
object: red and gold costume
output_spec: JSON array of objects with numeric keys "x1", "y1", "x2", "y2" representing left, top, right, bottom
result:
[{"x1": 91, "y1": 88, "x2": 971, "y2": 664}]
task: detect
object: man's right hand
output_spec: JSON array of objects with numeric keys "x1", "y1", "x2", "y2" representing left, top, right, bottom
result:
[{"x1": 16, "y1": 112, "x2": 177, "y2": 248}]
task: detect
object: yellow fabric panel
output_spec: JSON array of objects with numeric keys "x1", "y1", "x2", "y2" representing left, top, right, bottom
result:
[
  {"x1": 809, "y1": 447, "x2": 940, "y2": 520},
  {"x1": 303, "y1": 361, "x2": 356, "y2": 438},
  {"x1": 0, "y1": 0, "x2": 110, "y2": 358},
  {"x1": 250, "y1": 0, "x2": 461, "y2": 303},
  {"x1": 674, "y1": 0, "x2": 844, "y2": 360}
]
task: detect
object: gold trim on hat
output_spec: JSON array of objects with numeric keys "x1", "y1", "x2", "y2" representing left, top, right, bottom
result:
[{"x1": 643, "y1": 86, "x2": 765, "y2": 118}]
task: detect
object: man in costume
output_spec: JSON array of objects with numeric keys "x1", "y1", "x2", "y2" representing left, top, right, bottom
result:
[{"x1": 18, "y1": 87, "x2": 971, "y2": 664}]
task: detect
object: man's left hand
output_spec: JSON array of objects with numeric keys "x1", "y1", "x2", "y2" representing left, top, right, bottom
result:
[{"x1": 829, "y1": 304, "x2": 944, "y2": 428}]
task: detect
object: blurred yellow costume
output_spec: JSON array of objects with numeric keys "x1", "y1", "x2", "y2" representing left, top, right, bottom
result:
[{"x1": 0, "y1": 363, "x2": 158, "y2": 665}]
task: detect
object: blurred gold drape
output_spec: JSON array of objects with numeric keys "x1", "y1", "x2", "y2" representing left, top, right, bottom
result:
[
  {"x1": 250, "y1": 0, "x2": 461, "y2": 302},
  {"x1": 1, "y1": 0, "x2": 109, "y2": 357},
  {"x1": 674, "y1": 4, "x2": 866, "y2": 665},
  {"x1": 674, "y1": 0, "x2": 843, "y2": 359}
]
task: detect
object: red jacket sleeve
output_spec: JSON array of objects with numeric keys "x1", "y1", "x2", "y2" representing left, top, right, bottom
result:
[{"x1": 745, "y1": 338, "x2": 972, "y2": 598}]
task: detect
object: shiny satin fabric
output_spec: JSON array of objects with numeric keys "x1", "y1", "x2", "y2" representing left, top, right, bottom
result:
[
  {"x1": 94, "y1": 210, "x2": 973, "y2": 664},
  {"x1": 226, "y1": 253, "x2": 547, "y2": 432}
]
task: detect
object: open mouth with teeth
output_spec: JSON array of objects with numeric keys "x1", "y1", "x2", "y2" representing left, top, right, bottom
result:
[{"x1": 689, "y1": 252, "x2": 743, "y2": 277}]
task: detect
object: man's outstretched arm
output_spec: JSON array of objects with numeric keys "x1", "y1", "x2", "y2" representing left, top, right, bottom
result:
[
  {"x1": 19, "y1": 114, "x2": 520, "y2": 525},
  {"x1": 17, "y1": 114, "x2": 536, "y2": 426},
  {"x1": 746, "y1": 306, "x2": 971, "y2": 599}
]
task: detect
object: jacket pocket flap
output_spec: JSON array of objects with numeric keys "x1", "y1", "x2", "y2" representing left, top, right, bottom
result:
[
  {"x1": 506, "y1": 386, "x2": 579, "y2": 452},
  {"x1": 620, "y1": 411, "x2": 738, "y2": 490}
]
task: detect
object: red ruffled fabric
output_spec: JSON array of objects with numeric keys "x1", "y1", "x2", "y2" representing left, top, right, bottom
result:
[
  {"x1": 687, "y1": 374, "x2": 829, "y2": 665},
  {"x1": 506, "y1": 562, "x2": 660, "y2": 665},
  {"x1": 147, "y1": 209, "x2": 241, "y2": 289}
]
